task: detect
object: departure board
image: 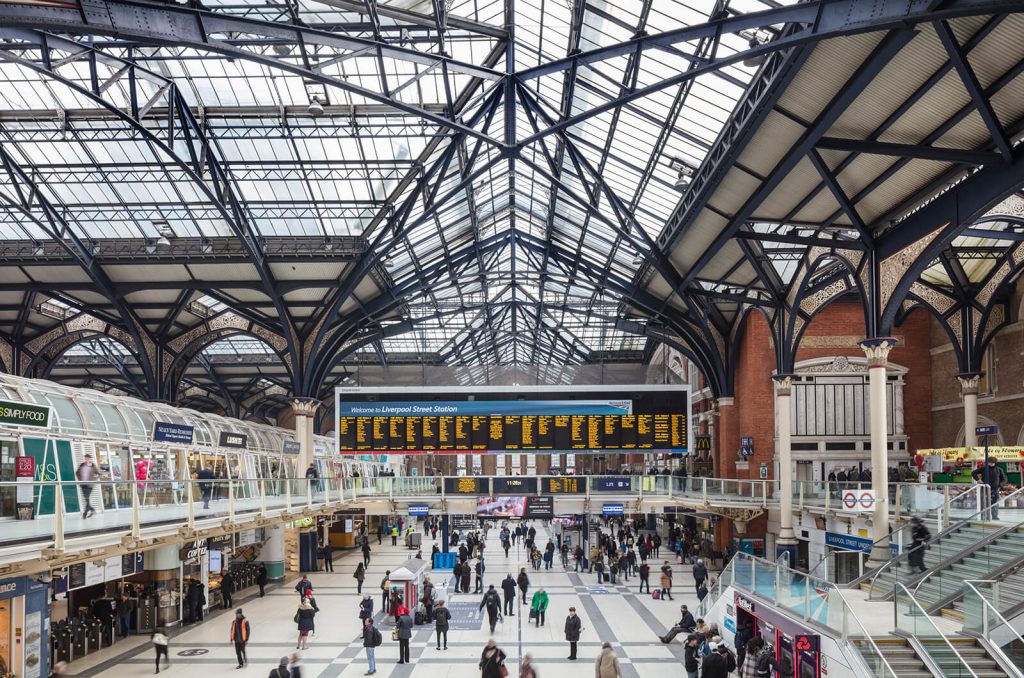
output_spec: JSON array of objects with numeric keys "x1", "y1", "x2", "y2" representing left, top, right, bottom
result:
[{"x1": 337, "y1": 413, "x2": 686, "y2": 453}]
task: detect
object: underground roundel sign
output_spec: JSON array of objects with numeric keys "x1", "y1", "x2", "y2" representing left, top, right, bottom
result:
[
  {"x1": 794, "y1": 634, "x2": 819, "y2": 653},
  {"x1": 841, "y1": 489, "x2": 875, "y2": 512}
]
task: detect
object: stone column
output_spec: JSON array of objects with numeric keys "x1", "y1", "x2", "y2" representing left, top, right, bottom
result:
[
  {"x1": 861, "y1": 338, "x2": 897, "y2": 566},
  {"x1": 957, "y1": 372, "x2": 983, "y2": 449},
  {"x1": 773, "y1": 375, "x2": 797, "y2": 559},
  {"x1": 716, "y1": 397, "x2": 737, "y2": 479},
  {"x1": 292, "y1": 398, "x2": 320, "y2": 474},
  {"x1": 261, "y1": 523, "x2": 286, "y2": 581}
]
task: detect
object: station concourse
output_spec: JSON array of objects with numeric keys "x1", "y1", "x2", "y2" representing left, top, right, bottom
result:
[{"x1": 0, "y1": 1, "x2": 1023, "y2": 677}]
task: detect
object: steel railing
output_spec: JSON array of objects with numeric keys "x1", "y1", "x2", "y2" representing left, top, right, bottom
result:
[
  {"x1": 865, "y1": 485, "x2": 1024, "y2": 600},
  {"x1": 961, "y1": 580, "x2": 1024, "y2": 677},
  {"x1": 894, "y1": 582, "x2": 978, "y2": 677}
]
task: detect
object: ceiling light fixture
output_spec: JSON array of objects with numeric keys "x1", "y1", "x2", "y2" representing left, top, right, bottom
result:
[
  {"x1": 272, "y1": 43, "x2": 292, "y2": 56},
  {"x1": 633, "y1": 254, "x2": 644, "y2": 266},
  {"x1": 740, "y1": 29, "x2": 771, "y2": 68},
  {"x1": 383, "y1": 257, "x2": 395, "y2": 269},
  {"x1": 156, "y1": 235, "x2": 171, "y2": 247},
  {"x1": 308, "y1": 97, "x2": 325, "y2": 118}
]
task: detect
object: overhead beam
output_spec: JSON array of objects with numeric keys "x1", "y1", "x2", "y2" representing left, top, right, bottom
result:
[{"x1": 815, "y1": 136, "x2": 998, "y2": 165}]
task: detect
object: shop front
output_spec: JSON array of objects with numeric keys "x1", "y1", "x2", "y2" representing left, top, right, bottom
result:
[
  {"x1": 0, "y1": 577, "x2": 48, "y2": 678},
  {"x1": 732, "y1": 593, "x2": 820, "y2": 678}
]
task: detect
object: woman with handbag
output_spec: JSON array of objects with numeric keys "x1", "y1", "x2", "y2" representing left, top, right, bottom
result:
[
  {"x1": 479, "y1": 639, "x2": 508, "y2": 678},
  {"x1": 294, "y1": 599, "x2": 316, "y2": 650}
]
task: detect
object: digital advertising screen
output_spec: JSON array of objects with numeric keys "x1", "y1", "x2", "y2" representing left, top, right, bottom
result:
[
  {"x1": 335, "y1": 385, "x2": 689, "y2": 455},
  {"x1": 476, "y1": 496, "x2": 526, "y2": 518}
]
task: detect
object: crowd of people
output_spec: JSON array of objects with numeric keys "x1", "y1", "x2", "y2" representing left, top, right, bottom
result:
[{"x1": 140, "y1": 513, "x2": 784, "y2": 678}]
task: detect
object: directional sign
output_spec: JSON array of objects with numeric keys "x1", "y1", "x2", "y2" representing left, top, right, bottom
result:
[
  {"x1": 408, "y1": 504, "x2": 430, "y2": 516},
  {"x1": 841, "y1": 489, "x2": 875, "y2": 512},
  {"x1": 976, "y1": 425, "x2": 1000, "y2": 437},
  {"x1": 603, "y1": 503, "x2": 624, "y2": 516},
  {"x1": 740, "y1": 436, "x2": 754, "y2": 458}
]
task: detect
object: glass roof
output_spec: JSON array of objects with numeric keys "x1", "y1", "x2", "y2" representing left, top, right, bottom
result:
[{"x1": 0, "y1": 0, "x2": 803, "y2": 383}]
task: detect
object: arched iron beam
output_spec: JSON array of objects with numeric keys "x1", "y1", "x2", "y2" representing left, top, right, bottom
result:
[
  {"x1": 0, "y1": 32, "x2": 302, "y2": 383},
  {"x1": 0, "y1": 1, "x2": 504, "y2": 147},
  {"x1": 876, "y1": 147, "x2": 1024, "y2": 333},
  {"x1": 0, "y1": 146, "x2": 160, "y2": 394}
]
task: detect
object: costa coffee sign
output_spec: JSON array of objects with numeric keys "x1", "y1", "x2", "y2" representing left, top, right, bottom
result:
[{"x1": 180, "y1": 539, "x2": 209, "y2": 561}]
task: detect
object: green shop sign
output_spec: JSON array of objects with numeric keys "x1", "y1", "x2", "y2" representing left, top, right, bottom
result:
[{"x1": 0, "y1": 400, "x2": 51, "y2": 429}]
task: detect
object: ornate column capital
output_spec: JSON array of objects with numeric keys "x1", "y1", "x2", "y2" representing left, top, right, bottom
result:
[
  {"x1": 772, "y1": 374, "x2": 795, "y2": 396},
  {"x1": 859, "y1": 337, "x2": 897, "y2": 368},
  {"x1": 291, "y1": 398, "x2": 320, "y2": 416},
  {"x1": 956, "y1": 371, "x2": 984, "y2": 395}
]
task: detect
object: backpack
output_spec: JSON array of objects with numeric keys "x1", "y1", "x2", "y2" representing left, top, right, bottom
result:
[
  {"x1": 756, "y1": 651, "x2": 772, "y2": 675},
  {"x1": 371, "y1": 627, "x2": 383, "y2": 647}
]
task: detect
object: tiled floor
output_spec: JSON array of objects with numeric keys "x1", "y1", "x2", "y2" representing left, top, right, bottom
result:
[{"x1": 70, "y1": 525, "x2": 704, "y2": 677}]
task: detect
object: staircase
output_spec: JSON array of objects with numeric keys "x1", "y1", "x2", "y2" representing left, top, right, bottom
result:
[
  {"x1": 855, "y1": 637, "x2": 931, "y2": 678},
  {"x1": 918, "y1": 636, "x2": 1010, "y2": 677},
  {"x1": 912, "y1": 525, "x2": 1024, "y2": 611},
  {"x1": 863, "y1": 521, "x2": 998, "y2": 597},
  {"x1": 941, "y1": 563, "x2": 1024, "y2": 621}
]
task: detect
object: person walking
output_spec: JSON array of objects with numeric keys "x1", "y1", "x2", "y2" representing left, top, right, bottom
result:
[
  {"x1": 269, "y1": 656, "x2": 291, "y2": 678},
  {"x1": 362, "y1": 540, "x2": 372, "y2": 568},
  {"x1": 479, "y1": 584, "x2": 502, "y2": 633},
  {"x1": 220, "y1": 570, "x2": 234, "y2": 609},
  {"x1": 361, "y1": 616, "x2": 381, "y2": 676},
  {"x1": 117, "y1": 593, "x2": 136, "y2": 638},
  {"x1": 288, "y1": 652, "x2": 304, "y2": 678},
  {"x1": 433, "y1": 599, "x2": 451, "y2": 650},
  {"x1": 396, "y1": 607, "x2": 413, "y2": 664},
  {"x1": 908, "y1": 516, "x2": 931, "y2": 573},
  {"x1": 683, "y1": 634, "x2": 700, "y2": 678},
  {"x1": 295, "y1": 598, "x2": 316, "y2": 650},
  {"x1": 659, "y1": 568, "x2": 673, "y2": 601},
  {"x1": 595, "y1": 642, "x2": 622, "y2": 678},
  {"x1": 359, "y1": 595, "x2": 374, "y2": 622},
  {"x1": 391, "y1": 524, "x2": 399, "y2": 546},
  {"x1": 475, "y1": 558, "x2": 485, "y2": 593},
  {"x1": 354, "y1": 562, "x2": 366, "y2": 594},
  {"x1": 501, "y1": 573, "x2": 516, "y2": 616},
  {"x1": 377, "y1": 521, "x2": 384, "y2": 545},
  {"x1": 479, "y1": 639, "x2": 507, "y2": 678},
  {"x1": 322, "y1": 541, "x2": 334, "y2": 572},
  {"x1": 974, "y1": 458, "x2": 1006, "y2": 518},
  {"x1": 196, "y1": 465, "x2": 214, "y2": 509},
  {"x1": 530, "y1": 587, "x2": 549, "y2": 627},
  {"x1": 380, "y1": 571, "x2": 391, "y2": 613},
  {"x1": 295, "y1": 574, "x2": 312, "y2": 600},
  {"x1": 638, "y1": 562, "x2": 650, "y2": 594},
  {"x1": 230, "y1": 608, "x2": 250, "y2": 669},
  {"x1": 521, "y1": 653, "x2": 538, "y2": 678},
  {"x1": 421, "y1": 576, "x2": 436, "y2": 621},
  {"x1": 565, "y1": 607, "x2": 582, "y2": 660},
  {"x1": 151, "y1": 626, "x2": 169, "y2": 674},
  {"x1": 574, "y1": 545, "x2": 585, "y2": 572},
  {"x1": 461, "y1": 560, "x2": 472, "y2": 593},
  {"x1": 76, "y1": 453, "x2": 98, "y2": 519},
  {"x1": 256, "y1": 563, "x2": 268, "y2": 598},
  {"x1": 692, "y1": 559, "x2": 708, "y2": 593},
  {"x1": 517, "y1": 568, "x2": 530, "y2": 605}
]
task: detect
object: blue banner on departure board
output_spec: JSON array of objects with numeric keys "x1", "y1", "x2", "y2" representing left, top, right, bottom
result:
[{"x1": 338, "y1": 400, "x2": 630, "y2": 416}]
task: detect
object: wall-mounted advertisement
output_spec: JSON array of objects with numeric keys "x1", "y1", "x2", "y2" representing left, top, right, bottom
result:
[{"x1": 476, "y1": 497, "x2": 526, "y2": 518}]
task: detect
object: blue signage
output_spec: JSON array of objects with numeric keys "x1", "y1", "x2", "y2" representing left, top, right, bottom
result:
[
  {"x1": 603, "y1": 503, "x2": 624, "y2": 516},
  {"x1": 153, "y1": 421, "x2": 194, "y2": 444},
  {"x1": 723, "y1": 616, "x2": 736, "y2": 633},
  {"x1": 408, "y1": 505, "x2": 429, "y2": 517},
  {"x1": 594, "y1": 478, "x2": 633, "y2": 492},
  {"x1": 338, "y1": 400, "x2": 629, "y2": 416},
  {"x1": 976, "y1": 425, "x2": 1000, "y2": 436},
  {"x1": 825, "y1": 531, "x2": 899, "y2": 557}
]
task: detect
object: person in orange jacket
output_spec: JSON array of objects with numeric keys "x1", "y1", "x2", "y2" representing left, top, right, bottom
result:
[{"x1": 230, "y1": 608, "x2": 250, "y2": 669}]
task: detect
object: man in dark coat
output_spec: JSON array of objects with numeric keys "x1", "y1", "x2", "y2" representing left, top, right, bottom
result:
[
  {"x1": 701, "y1": 644, "x2": 736, "y2": 678},
  {"x1": 501, "y1": 574, "x2": 517, "y2": 616},
  {"x1": 220, "y1": 570, "x2": 234, "y2": 609},
  {"x1": 692, "y1": 559, "x2": 708, "y2": 592},
  {"x1": 196, "y1": 466, "x2": 214, "y2": 509},
  {"x1": 972, "y1": 458, "x2": 1008, "y2": 519},
  {"x1": 564, "y1": 606, "x2": 582, "y2": 660},
  {"x1": 517, "y1": 568, "x2": 530, "y2": 605},
  {"x1": 396, "y1": 610, "x2": 413, "y2": 664},
  {"x1": 661, "y1": 604, "x2": 696, "y2": 643}
]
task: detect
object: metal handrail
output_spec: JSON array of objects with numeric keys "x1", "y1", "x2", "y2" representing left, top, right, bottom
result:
[
  {"x1": 830, "y1": 585, "x2": 900, "y2": 678},
  {"x1": 962, "y1": 580, "x2": 1024, "y2": 678},
  {"x1": 697, "y1": 553, "x2": 736, "y2": 618},
  {"x1": 808, "y1": 483, "x2": 980, "y2": 584},
  {"x1": 865, "y1": 485, "x2": 1022, "y2": 598},
  {"x1": 893, "y1": 582, "x2": 979, "y2": 678}
]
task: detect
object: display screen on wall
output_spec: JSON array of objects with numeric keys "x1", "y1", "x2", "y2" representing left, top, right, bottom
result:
[
  {"x1": 476, "y1": 497, "x2": 526, "y2": 517},
  {"x1": 335, "y1": 386, "x2": 689, "y2": 454}
]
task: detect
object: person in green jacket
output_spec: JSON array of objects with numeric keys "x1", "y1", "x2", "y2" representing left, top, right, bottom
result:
[{"x1": 530, "y1": 588, "x2": 549, "y2": 627}]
